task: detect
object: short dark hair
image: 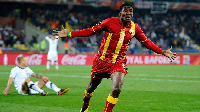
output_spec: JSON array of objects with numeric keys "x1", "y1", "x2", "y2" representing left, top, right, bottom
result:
[{"x1": 120, "y1": 3, "x2": 133, "y2": 12}]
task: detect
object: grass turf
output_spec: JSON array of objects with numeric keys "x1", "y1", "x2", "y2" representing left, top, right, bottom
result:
[{"x1": 0, "y1": 65, "x2": 200, "y2": 112}]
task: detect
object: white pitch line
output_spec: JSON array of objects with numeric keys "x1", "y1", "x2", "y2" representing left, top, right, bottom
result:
[
  {"x1": 1, "y1": 71, "x2": 199, "y2": 79},
  {"x1": 0, "y1": 72, "x2": 10, "y2": 74},
  {"x1": 1, "y1": 72, "x2": 200, "y2": 83},
  {"x1": 131, "y1": 74, "x2": 200, "y2": 79},
  {"x1": 48, "y1": 74, "x2": 90, "y2": 78},
  {"x1": 44, "y1": 73, "x2": 200, "y2": 83},
  {"x1": 126, "y1": 77, "x2": 200, "y2": 83},
  {"x1": 44, "y1": 73, "x2": 200, "y2": 79}
]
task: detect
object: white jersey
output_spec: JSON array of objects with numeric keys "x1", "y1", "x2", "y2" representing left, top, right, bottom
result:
[
  {"x1": 9, "y1": 66, "x2": 34, "y2": 91},
  {"x1": 45, "y1": 36, "x2": 59, "y2": 53}
]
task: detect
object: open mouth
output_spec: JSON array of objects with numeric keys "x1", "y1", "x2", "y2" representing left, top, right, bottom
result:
[{"x1": 125, "y1": 16, "x2": 131, "y2": 20}]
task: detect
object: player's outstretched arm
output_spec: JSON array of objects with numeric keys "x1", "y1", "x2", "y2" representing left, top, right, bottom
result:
[
  {"x1": 162, "y1": 46, "x2": 177, "y2": 62},
  {"x1": 31, "y1": 73, "x2": 49, "y2": 83},
  {"x1": 3, "y1": 77, "x2": 14, "y2": 95},
  {"x1": 52, "y1": 25, "x2": 68, "y2": 38}
]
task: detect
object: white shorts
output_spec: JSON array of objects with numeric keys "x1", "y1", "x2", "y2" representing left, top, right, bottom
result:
[
  {"x1": 18, "y1": 81, "x2": 39, "y2": 95},
  {"x1": 47, "y1": 52, "x2": 58, "y2": 61}
]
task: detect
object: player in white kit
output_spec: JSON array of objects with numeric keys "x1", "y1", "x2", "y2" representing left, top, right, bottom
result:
[
  {"x1": 3, "y1": 56, "x2": 69, "y2": 96},
  {"x1": 45, "y1": 35, "x2": 59, "y2": 71}
]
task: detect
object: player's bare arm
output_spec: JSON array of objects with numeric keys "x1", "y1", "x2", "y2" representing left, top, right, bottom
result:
[
  {"x1": 3, "y1": 77, "x2": 14, "y2": 95},
  {"x1": 162, "y1": 46, "x2": 177, "y2": 62},
  {"x1": 31, "y1": 73, "x2": 49, "y2": 82},
  {"x1": 52, "y1": 25, "x2": 68, "y2": 38}
]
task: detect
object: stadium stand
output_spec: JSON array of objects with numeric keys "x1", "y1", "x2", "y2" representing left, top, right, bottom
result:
[{"x1": 0, "y1": 1, "x2": 200, "y2": 54}]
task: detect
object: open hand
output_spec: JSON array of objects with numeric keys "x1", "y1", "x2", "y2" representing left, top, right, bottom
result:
[
  {"x1": 52, "y1": 25, "x2": 68, "y2": 38},
  {"x1": 3, "y1": 87, "x2": 10, "y2": 95},
  {"x1": 162, "y1": 46, "x2": 177, "y2": 62}
]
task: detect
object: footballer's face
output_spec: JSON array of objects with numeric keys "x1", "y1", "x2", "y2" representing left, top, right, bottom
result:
[
  {"x1": 22, "y1": 58, "x2": 28, "y2": 67},
  {"x1": 51, "y1": 35, "x2": 55, "y2": 40},
  {"x1": 119, "y1": 6, "x2": 133, "y2": 23}
]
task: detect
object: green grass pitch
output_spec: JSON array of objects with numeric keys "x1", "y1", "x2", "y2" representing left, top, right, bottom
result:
[{"x1": 0, "y1": 65, "x2": 200, "y2": 112}]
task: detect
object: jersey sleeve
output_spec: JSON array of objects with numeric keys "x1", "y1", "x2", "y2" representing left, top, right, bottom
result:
[
  {"x1": 134, "y1": 23, "x2": 162, "y2": 54},
  {"x1": 55, "y1": 36, "x2": 59, "y2": 39},
  {"x1": 55, "y1": 36, "x2": 59, "y2": 42},
  {"x1": 70, "y1": 19, "x2": 108, "y2": 37},
  {"x1": 9, "y1": 68, "x2": 16, "y2": 78},
  {"x1": 45, "y1": 36, "x2": 50, "y2": 41},
  {"x1": 26, "y1": 67, "x2": 34, "y2": 77}
]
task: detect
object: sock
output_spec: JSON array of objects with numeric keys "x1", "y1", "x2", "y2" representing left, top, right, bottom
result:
[
  {"x1": 45, "y1": 81, "x2": 60, "y2": 92},
  {"x1": 104, "y1": 94, "x2": 118, "y2": 112},
  {"x1": 27, "y1": 81, "x2": 44, "y2": 93},
  {"x1": 55, "y1": 61, "x2": 59, "y2": 69},
  {"x1": 46, "y1": 61, "x2": 50, "y2": 69},
  {"x1": 80, "y1": 90, "x2": 94, "y2": 112}
]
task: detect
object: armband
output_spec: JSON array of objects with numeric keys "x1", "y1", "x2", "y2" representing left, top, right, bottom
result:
[{"x1": 67, "y1": 32, "x2": 71, "y2": 37}]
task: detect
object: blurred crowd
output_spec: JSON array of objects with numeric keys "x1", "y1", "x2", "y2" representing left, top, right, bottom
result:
[
  {"x1": 0, "y1": 25, "x2": 25, "y2": 48},
  {"x1": 142, "y1": 0, "x2": 199, "y2": 2},
  {"x1": 1, "y1": 4, "x2": 200, "y2": 53},
  {"x1": 21, "y1": 6, "x2": 200, "y2": 53},
  {"x1": 20, "y1": 6, "x2": 117, "y2": 53},
  {"x1": 132, "y1": 10, "x2": 200, "y2": 52}
]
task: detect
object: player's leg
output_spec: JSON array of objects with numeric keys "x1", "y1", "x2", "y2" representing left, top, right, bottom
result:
[
  {"x1": 45, "y1": 60, "x2": 51, "y2": 71},
  {"x1": 23, "y1": 78, "x2": 48, "y2": 96},
  {"x1": 45, "y1": 81, "x2": 69, "y2": 95},
  {"x1": 54, "y1": 53, "x2": 59, "y2": 70},
  {"x1": 80, "y1": 78, "x2": 102, "y2": 112},
  {"x1": 104, "y1": 72, "x2": 124, "y2": 112},
  {"x1": 36, "y1": 80, "x2": 50, "y2": 96},
  {"x1": 45, "y1": 52, "x2": 51, "y2": 70},
  {"x1": 54, "y1": 61, "x2": 59, "y2": 70}
]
